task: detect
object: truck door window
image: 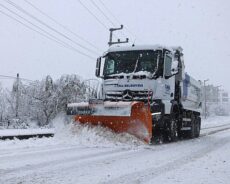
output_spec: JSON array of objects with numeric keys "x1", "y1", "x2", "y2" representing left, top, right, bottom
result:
[
  {"x1": 164, "y1": 55, "x2": 172, "y2": 77},
  {"x1": 105, "y1": 60, "x2": 115, "y2": 74}
]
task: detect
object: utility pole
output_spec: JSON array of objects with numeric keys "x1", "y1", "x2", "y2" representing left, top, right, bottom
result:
[
  {"x1": 15, "y1": 73, "x2": 19, "y2": 118},
  {"x1": 204, "y1": 79, "x2": 209, "y2": 119},
  {"x1": 108, "y1": 25, "x2": 129, "y2": 46}
]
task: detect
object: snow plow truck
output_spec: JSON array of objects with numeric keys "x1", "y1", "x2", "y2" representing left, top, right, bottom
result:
[{"x1": 67, "y1": 45, "x2": 202, "y2": 144}]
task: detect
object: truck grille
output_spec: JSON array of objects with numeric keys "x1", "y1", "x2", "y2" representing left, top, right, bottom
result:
[{"x1": 105, "y1": 90, "x2": 151, "y2": 101}]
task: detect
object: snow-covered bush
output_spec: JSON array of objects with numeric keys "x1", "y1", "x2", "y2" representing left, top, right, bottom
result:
[{"x1": 0, "y1": 74, "x2": 92, "y2": 128}]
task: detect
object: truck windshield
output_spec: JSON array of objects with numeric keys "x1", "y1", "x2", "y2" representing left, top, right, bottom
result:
[{"x1": 103, "y1": 50, "x2": 158, "y2": 76}]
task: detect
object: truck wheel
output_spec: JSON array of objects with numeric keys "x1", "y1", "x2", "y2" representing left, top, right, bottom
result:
[
  {"x1": 195, "y1": 117, "x2": 201, "y2": 138},
  {"x1": 150, "y1": 127, "x2": 163, "y2": 144},
  {"x1": 168, "y1": 117, "x2": 178, "y2": 142},
  {"x1": 189, "y1": 115, "x2": 195, "y2": 139}
]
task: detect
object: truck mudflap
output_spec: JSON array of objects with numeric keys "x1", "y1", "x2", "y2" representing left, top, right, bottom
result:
[{"x1": 68, "y1": 101, "x2": 152, "y2": 143}]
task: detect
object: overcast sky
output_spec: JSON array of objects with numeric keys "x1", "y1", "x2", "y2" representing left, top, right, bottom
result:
[{"x1": 0, "y1": 0, "x2": 229, "y2": 91}]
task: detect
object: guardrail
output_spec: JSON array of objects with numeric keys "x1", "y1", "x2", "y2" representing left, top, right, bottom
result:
[{"x1": 0, "y1": 128, "x2": 55, "y2": 140}]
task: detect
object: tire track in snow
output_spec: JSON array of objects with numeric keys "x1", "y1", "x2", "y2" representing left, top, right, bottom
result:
[
  {"x1": 1, "y1": 147, "x2": 145, "y2": 184},
  {"x1": 103, "y1": 130, "x2": 230, "y2": 184},
  {"x1": 201, "y1": 126, "x2": 230, "y2": 136},
  {"x1": 202, "y1": 122, "x2": 230, "y2": 130},
  {"x1": 0, "y1": 140, "x2": 78, "y2": 156},
  {"x1": 5, "y1": 127, "x2": 230, "y2": 184},
  {"x1": 0, "y1": 147, "x2": 141, "y2": 181},
  {"x1": 0, "y1": 144, "x2": 113, "y2": 160},
  {"x1": 13, "y1": 127, "x2": 230, "y2": 184},
  {"x1": 1, "y1": 122, "x2": 230, "y2": 183}
]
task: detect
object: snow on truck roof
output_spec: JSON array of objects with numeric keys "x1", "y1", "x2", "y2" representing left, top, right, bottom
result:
[{"x1": 107, "y1": 44, "x2": 182, "y2": 53}]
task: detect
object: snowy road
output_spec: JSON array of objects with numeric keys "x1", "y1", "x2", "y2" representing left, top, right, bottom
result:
[{"x1": 0, "y1": 117, "x2": 230, "y2": 184}]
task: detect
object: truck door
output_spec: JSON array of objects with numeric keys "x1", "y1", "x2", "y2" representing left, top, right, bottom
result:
[{"x1": 163, "y1": 53, "x2": 175, "y2": 100}]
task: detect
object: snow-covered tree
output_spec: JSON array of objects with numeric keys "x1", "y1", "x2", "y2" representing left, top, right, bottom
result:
[
  {"x1": 55, "y1": 74, "x2": 86, "y2": 111},
  {"x1": 0, "y1": 84, "x2": 8, "y2": 122},
  {"x1": 0, "y1": 74, "x2": 92, "y2": 128}
]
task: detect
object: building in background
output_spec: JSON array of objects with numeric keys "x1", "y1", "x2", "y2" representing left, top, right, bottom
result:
[
  {"x1": 202, "y1": 84, "x2": 229, "y2": 116},
  {"x1": 215, "y1": 90, "x2": 230, "y2": 116}
]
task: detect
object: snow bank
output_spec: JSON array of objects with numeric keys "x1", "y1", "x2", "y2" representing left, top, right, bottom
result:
[
  {"x1": 52, "y1": 114, "x2": 144, "y2": 147},
  {"x1": 0, "y1": 114, "x2": 144, "y2": 151}
]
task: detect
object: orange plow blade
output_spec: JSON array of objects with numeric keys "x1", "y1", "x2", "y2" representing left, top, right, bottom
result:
[{"x1": 68, "y1": 101, "x2": 152, "y2": 143}]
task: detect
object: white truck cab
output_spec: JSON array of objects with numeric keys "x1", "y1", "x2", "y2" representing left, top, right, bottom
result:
[{"x1": 95, "y1": 44, "x2": 202, "y2": 141}]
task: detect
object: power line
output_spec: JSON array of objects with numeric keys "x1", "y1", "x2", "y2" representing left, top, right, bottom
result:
[
  {"x1": 6, "y1": 0, "x2": 99, "y2": 56},
  {"x1": 0, "y1": 74, "x2": 40, "y2": 88},
  {"x1": 4, "y1": 0, "x2": 99, "y2": 56},
  {"x1": 0, "y1": 7, "x2": 95, "y2": 59},
  {"x1": 89, "y1": 0, "x2": 116, "y2": 27},
  {"x1": 78, "y1": 0, "x2": 121, "y2": 40},
  {"x1": 23, "y1": 0, "x2": 102, "y2": 53},
  {"x1": 0, "y1": 74, "x2": 34, "y2": 82},
  {"x1": 97, "y1": 0, "x2": 138, "y2": 42},
  {"x1": 97, "y1": 0, "x2": 121, "y2": 26},
  {"x1": 78, "y1": 0, "x2": 109, "y2": 30},
  {"x1": 0, "y1": 7, "x2": 70, "y2": 51}
]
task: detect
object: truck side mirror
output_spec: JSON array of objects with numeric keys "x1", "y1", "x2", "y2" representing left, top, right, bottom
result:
[
  {"x1": 95, "y1": 57, "x2": 101, "y2": 77},
  {"x1": 171, "y1": 60, "x2": 179, "y2": 75},
  {"x1": 164, "y1": 55, "x2": 173, "y2": 79}
]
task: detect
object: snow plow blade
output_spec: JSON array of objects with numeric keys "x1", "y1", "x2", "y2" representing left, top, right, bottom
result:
[{"x1": 67, "y1": 101, "x2": 152, "y2": 143}]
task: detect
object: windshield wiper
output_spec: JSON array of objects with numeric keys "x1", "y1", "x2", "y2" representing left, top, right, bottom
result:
[{"x1": 132, "y1": 55, "x2": 140, "y2": 73}]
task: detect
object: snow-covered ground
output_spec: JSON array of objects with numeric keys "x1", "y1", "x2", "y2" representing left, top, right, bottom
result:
[{"x1": 0, "y1": 116, "x2": 230, "y2": 184}]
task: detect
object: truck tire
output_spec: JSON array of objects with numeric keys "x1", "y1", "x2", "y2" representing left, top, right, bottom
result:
[
  {"x1": 195, "y1": 117, "x2": 201, "y2": 138},
  {"x1": 188, "y1": 115, "x2": 195, "y2": 139},
  {"x1": 167, "y1": 114, "x2": 179, "y2": 142}
]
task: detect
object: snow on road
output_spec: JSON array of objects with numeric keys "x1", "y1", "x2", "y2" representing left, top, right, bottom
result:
[{"x1": 0, "y1": 116, "x2": 230, "y2": 184}]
